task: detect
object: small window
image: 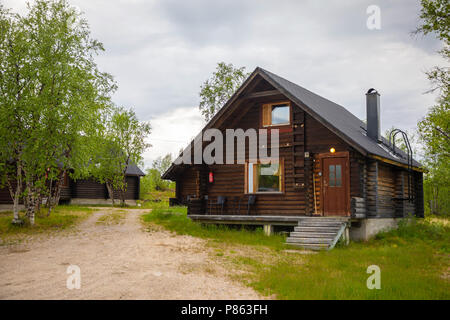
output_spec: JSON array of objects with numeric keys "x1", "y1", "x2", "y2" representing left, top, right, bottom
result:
[
  {"x1": 262, "y1": 102, "x2": 290, "y2": 126},
  {"x1": 246, "y1": 160, "x2": 284, "y2": 193},
  {"x1": 329, "y1": 165, "x2": 335, "y2": 187},
  {"x1": 336, "y1": 165, "x2": 342, "y2": 187},
  {"x1": 271, "y1": 104, "x2": 290, "y2": 125},
  {"x1": 328, "y1": 164, "x2": 342, "y2": 187}
]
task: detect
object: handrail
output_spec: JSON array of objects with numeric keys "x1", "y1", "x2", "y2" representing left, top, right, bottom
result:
[
  {"x1": 328, "y1": 222, "x2": 347, "y2": 250},
  {"x1": 389, "y1": 129, "x2": 414, "y2": 202}
]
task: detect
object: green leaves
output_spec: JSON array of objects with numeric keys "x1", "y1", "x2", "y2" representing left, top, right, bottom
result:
[
  {"x1": 90, "y1": 106, "x2": 151, "y2": 204},
  {"x1": 199, "y1": 62, "x2": 249, "y2": 122},
  {"x1": 415, "y1": 0, "x2": 450, "y2": 215},
  {"x1": 416, "y1": 0, "x2": 450, "y2": 43},
  {"x1": 0, "y1": 0, "x2": 117, "y2": 221},
  {"x1": 140, "y1": 154, "x2": 174, "y2": 195}
]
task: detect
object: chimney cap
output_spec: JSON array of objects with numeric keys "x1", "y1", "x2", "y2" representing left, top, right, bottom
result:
[{"x1": 366, "y1": 88, "x2": 379, "y2": 95}]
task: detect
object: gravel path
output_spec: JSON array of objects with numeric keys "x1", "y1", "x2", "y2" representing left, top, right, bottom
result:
[{"x1": 0, "y1": 208, "x2": 262, "y2": 300}]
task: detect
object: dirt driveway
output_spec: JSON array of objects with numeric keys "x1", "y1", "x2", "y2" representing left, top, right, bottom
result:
[{"x1": 0, "y1": 208, "x2": 262, "y2": 299}]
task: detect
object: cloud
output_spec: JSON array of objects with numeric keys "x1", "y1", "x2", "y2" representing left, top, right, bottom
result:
[
  {"x1": 142, "y1": 106, "x2": 204, "y2": 169},
  {"x1": 3, "y1": 0, "x2": 445, "y2": 168}
]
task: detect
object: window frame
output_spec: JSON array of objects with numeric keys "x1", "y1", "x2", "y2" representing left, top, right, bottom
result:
[
  {"x1": 245, "y1": 158, "x2": 285, "y2": 194},
  {"x1": 261, "y1": 101, "x2": 291, "y2": 127}
]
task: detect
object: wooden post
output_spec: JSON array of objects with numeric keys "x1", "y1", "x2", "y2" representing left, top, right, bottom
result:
[
  {"x1": 263, "y1": 224, "x2": 273, "y2": 236},
  {"x1": 344, "y1": 226, "x2": 350, "y2": 245}
]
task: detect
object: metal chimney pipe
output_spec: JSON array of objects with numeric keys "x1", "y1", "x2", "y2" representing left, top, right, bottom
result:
[{"x1": 366, "y1": 88, "x2": 381, "y2": 142}]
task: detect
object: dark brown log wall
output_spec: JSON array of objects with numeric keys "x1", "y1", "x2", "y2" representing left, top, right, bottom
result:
[
  {"x1": 0, "y1": 186, "x2": 13, "y2": 204},
  {"x1": 177, "y1": 95, "x2": 372, "y2": 216},
  {"x1": 0, "y1": 181, "x2": 25, "y2": 204},
  {"x1": 73, "y1": 176, "x2": 140, "y2": 200},
  {"x1": 174, "y1": 83, "x2": 420, "y2": 218},
  {"x1": 176, "y1": 167, "x2": 199, "y2": 201},
  {"x1": 113, "y1": 176, "x2": 140, "y2": 200},
  {"x1": 73, "y1": 179, "x2": 107, "y2": 199},
  {"x1": 203, "y1": 102, "x2": 307, "y2": 216}
]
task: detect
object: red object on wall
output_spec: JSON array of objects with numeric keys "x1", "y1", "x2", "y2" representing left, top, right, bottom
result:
[{"x1": 209, "y1": 172, "x2": 214, "y2": 183}]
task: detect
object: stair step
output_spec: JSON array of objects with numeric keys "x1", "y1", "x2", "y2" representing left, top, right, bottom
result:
[
  {"x1": 299, "y1": 219, "x2": 346, "y2": 223},
  {"x1": 289, "y1": 232, "x2": 336, "y2": 238},
  {"x1": 299, "y1": 219, "x2": 345, "y2": 224},
  {"x1": 299, "y1": 222, "x2": 344, "y2": 227},
  {"x1": 295, "y1": 226, "x2": 341, "y2": 232},
  {"x1": 286, "y1": 218, "x2": 348, "y2": 251},
  {"x1": 287, "y1": 243, "x2": 329, "y2": 250},
  {"x1": 286, "y1": 237, "x2": 333, "y2": 244},
  {"x1": 298, "y1": 218, "x2": 349, "y2": 221}
]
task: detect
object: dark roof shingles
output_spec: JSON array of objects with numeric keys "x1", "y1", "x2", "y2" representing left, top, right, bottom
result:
[{"x1": 258, "y1": 68, "x2": 421, "y2": 167}]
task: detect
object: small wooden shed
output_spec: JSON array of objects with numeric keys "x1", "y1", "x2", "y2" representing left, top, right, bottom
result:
[{"x1": 0, "y1": 164, "x2": 145, "y2": 205}]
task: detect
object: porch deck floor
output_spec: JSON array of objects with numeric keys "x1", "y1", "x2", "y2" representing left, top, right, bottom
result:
[{"x1": 188, "y1": 214, "x2": 349, "y2": 226}]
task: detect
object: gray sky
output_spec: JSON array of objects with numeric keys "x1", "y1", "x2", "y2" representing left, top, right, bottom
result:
[{"x1": 4, "y1": 0, "x2": 445, "y2": 169}]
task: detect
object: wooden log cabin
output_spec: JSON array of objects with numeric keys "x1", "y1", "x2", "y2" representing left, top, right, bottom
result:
[
  {"x1": 0, "y1": 164, "x2": 144, "y2": 206},
  {"x1": 162, "y1": 67, "x2": 425, "y2": 246}
]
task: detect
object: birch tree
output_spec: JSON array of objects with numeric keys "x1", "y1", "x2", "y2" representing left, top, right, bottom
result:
[
  {"x1": 415, "y1": 0, "x2": 449, "y2": 215},
  {"x1": 0, "y1": 0, "x2": 116, "y2": 224},
  {"x1": 0, "y1": 5, "x2": 33, "y2": 223},
  {"x1": 199, "y1": 62, "x2": 248, "y2": 122},
  {"x1": 107, "y1": 107, "x2": 151, "y2": 206}
]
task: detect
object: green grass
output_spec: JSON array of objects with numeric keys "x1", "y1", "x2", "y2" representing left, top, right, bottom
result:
[
  {"x1": 141, "y1": 205, "x2": 286, "y2": 249},
  {"x1": 136, "y1": 190, "x2": 174, "y2": 209},
  {"x1": 249, "y1": 235, "x2": 449, "y2": 299},
  {"x1": 140, "y1": 190, "x2": 174, "y2": 202},
  {"x1": 0, "y1": 205, "x2": 94, "y2": 240},
  {"x1": 142, "y1": 205, "x2": 450, "y2": 300}
]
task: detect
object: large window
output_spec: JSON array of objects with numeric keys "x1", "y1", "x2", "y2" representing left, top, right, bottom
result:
[
  {"x1": 262, "y1": 102, "x2": 291, "y2": 127},
  {"x1": 246, "y1": 160, "x2": 284, "y2": 193}
]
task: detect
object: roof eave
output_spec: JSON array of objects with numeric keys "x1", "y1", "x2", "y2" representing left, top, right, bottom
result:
[{"x1": 369, "y1": 154, "x2": 427, "y2": 172}]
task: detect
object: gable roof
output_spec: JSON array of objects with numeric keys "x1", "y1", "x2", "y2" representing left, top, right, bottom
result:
[
  {"x1": 126, "y1": 163, "x2": 145, "y2": 176},
  {"x1": 163, "y1": 67, "x2": 422, "y2": 179},
  {"x1": 255, "y1": 68, "x2": 421, "y2": 168}
]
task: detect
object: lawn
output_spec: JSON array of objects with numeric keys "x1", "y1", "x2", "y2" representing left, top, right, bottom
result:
[
  {"x1": 0, "y1": 205, "x2": 94, "y2": 241},
  {"x1": 142, "y1": 205, "x2": 450, "y2": 300}
]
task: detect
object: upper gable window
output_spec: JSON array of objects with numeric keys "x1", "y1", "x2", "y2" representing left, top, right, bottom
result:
[{"x1": 262, "y1": 102, "x2": 290, "y2": 127}]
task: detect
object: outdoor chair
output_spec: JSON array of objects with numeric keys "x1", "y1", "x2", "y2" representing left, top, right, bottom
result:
[
  {"x1": 247, "y1": 195, "x2": 256, "y2": 215},
  {"x1": 217, "y1": 196, "x2": 226, "y2": 215}
]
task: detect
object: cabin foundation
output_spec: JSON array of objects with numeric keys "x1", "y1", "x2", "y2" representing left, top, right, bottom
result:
[{"x1": 349, "y1": 218, "x2": 403, "y2": 241}]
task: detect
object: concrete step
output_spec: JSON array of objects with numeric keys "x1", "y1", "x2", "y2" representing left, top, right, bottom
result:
[
  {"x1": 289, "y1": 232, "x2": 336, "y2": 238},
  {"x1": 286, "y1": 237, "x2": 333, "y2": 244}
]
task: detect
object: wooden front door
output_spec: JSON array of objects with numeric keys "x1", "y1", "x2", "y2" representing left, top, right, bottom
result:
[{"x1": 322, "y1": 156, "x2": 349, "y2": 216}]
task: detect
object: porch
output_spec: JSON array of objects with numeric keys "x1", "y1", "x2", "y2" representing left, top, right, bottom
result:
[{"x1": 175, "y1": 195, "x2": 366, "y2": 220}]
